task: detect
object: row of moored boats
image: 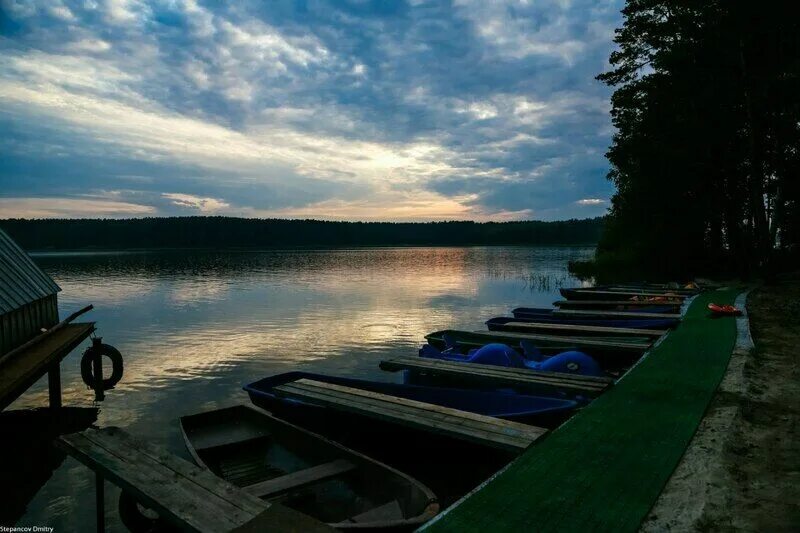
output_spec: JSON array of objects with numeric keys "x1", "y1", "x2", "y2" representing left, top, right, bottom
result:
[{"x1": 161, "y1": 282, "x2": 705, "y2": 530}]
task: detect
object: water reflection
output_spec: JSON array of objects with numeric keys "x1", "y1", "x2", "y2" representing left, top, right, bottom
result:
[{"x1": 13, "y1": 246, "x2": 592, "y2": 531}]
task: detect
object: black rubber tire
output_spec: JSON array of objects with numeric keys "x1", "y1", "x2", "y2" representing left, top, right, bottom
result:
[
  {"x1": 118, "y1": 491, "x2": 166, "y2": 533},
  {"x1": 80, "y1": 343, "x2": 124, "y2": 390}
]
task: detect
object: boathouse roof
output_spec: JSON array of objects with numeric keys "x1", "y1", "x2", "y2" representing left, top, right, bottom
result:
[{"x1": 0, "y1": 228, "x2": 60, "y2": 315}]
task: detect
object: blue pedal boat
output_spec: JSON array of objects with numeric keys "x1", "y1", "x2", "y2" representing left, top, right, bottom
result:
[{"x1": 245, "y1": 371, "x2": 580, "y2": 426}]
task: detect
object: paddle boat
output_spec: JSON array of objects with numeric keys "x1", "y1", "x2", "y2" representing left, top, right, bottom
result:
[{"x1": 419, "y1": 339, "x2": 605, "y2": 378}]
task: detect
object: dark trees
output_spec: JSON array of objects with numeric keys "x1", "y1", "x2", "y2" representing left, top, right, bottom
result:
[{"x1": 596, "y1": 1, "x2": 800, "y2": 278}]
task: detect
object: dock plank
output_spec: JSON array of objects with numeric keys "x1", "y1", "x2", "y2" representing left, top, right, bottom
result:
[
  {"x1": 274, "y1": 379, "x2": 545, "y2": 453},
  {"x1": 379, "y1": 357, "x2": 612, "y2": 395},
  {"x1": 58, "y1": 427, "x2": 333, "y2": 532},
  {"x1": 553, "y1": 309, "x2": 681, "y2": 319},
  {"x1": 490, "y1": 320, "x2": 668, "y2": 338},
  {"x1": 0, "y1": 322, "x2": 94, "y2": 411}
]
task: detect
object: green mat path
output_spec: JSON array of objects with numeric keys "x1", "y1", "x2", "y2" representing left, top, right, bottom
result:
[{"x1": 425, "y1": 288, "x2": 742, "y2": 532}]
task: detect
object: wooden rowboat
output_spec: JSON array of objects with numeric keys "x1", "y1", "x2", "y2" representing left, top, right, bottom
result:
[{"x1": 180, "y1": 405, "x2": 439, "y2": 530}]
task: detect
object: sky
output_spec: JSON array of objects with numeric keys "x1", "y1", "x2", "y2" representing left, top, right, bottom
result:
[{"x1": 0, "y1": 0, "x2": 623, "y2": 221}]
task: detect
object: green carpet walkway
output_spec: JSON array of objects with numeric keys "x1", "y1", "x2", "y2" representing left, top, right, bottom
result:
[{"x1": 425, "y1": 288, "x2": 742, "y2": 532}]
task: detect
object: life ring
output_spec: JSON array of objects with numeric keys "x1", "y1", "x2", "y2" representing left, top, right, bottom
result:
[
  {"x1": 80, "y1": 341, "x2": 124, "y2": 390},
  {"x1": 119, "y1": 491, "x2": 168, "y2": 532},
  {"x1": 708, "y1": 303, "x2": 742, "y2": 316}
]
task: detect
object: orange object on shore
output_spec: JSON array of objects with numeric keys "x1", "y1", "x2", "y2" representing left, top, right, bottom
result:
[{"x1": 708, "y1": 303, "x2": 742, "y2": 316}]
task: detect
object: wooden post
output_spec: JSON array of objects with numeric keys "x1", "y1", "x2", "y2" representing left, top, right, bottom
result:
[
  {"x1": 48, "y1": 363, "x2": 62, "y2": 409},
  {"x1": 92, "y1": 337, "x2": 105, "y2": 402},
  {"x1": 96, "y1": 472, "x2": 105, "y2": 532}
]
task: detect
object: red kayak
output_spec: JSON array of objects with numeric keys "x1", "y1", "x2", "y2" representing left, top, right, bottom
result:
[{"x1": 708, "y1": 303, "x2": 742, "y2": 316}]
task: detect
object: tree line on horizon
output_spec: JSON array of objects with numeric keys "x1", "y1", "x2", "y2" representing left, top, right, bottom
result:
[
  {"x1": 0, "y1": 216, "x2": 604, "y2": 250},
  {"x1": 590, "y1": 1, "x2": 799, "y2": 279}
]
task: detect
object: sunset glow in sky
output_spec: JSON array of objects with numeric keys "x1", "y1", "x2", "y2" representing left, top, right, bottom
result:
[{"x1": 0, "y1": 0, "x2": 622, "y2": 221}]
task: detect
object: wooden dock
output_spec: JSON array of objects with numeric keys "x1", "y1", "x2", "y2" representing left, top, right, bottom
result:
[
  {"x1": 553, "y1": 309, "x2": 681, "y2": 320},
  {"x1": 489, "y1": 320, "x2": 668, "y2": 338},
  {"x1": 0, "y1": 322, "x2": 95, "y2": 411},
  {"x1": 58, "y1": 427, "x2": 333, "y2": 532},
  {"x1": 273, "y1": 379, "x2": 546, "y2": 453},
  {"x1": 464, "y1": 330, "x2": 653, "y2": 352},
  {"x1": 380, "y1": 357, "x2": 612, "y2": 397}
]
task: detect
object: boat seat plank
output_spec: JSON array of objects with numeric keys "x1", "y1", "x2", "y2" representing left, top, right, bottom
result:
[
  {"x1": 466, "y1": 330, "x2": 652, "y2": 352},
  {"x1": 568, "y1": 289, "x2": 688, "y2": 299},
  {"x1": 190, "y1": 425, "x2": 271, "y2": 451},
  {"x1": 273, "y1": 379, "x2": 545, "y2": 453},
  {"x1": 379, "y1": 357, "x2": 612, "y2": 395},
  {"x1": 553, "y1": 300, "x2": 682, "y2": 308},
  {"x1": 58, "y1": 427, "x2": 332, "y2": 532},
  {"x1": 0, "y1": 322, "x2": 95, "y2": 411},
  {"x1": 245, "y1": 459, "x2": 356, "y2": 498},
  {"x1": 349, "y1": 500, "x2": 403, "y2": 523},
  {"x1": 492, "y1": 321, "x2": 668, "y2": 338},
  {"x1": 553, "y1": 309, "x2": 681, "y2": 319}
]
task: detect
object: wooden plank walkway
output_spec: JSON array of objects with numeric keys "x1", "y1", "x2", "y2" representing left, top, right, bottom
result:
[
  {"x1": 464, "y1": 330, "x2": 652, "y2": 352},
  {"x1": 553, "y1": 309, "x2": 681, "y2": 320},
  {"x1": 424, "y1": 289, "x2": 742, "y2": 533},
  {"x1": 273, "y1": 379, "x2": 546, "y2": 453},
  {"x1": 380, "y1": 357, "x2": 612, "y2": 396},
  {"x1": 0, "y1": 322, "x2": 94, "y2": 411},
  {"x1": 58, "y1": 427, "x2": 332, "y2": 532},
  {"x1": 490, "y1": 320, "x2": 668, "y2": 338}
]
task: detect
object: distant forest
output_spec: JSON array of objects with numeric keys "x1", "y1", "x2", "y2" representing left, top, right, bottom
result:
[{"x1": 0, "y1": 217, "x2": 604, "y2": 250}]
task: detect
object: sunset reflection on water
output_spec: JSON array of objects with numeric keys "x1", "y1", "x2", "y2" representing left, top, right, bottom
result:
[{"x1": 13, "y1": 246, "x2": 592, "y2": 531}]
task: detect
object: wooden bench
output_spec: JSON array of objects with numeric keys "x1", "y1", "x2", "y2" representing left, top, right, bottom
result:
[
  {"x1": 490, "y1": 320, "x2": 668, "y2": 338},
  {"x1": 273, "y1": 379, "x2": 545, "y2": 453},
  {"x1": 0, "y1": 322, "x2": 95, "y2": 411},
  {"x1": 57, "y1": 427, "x2": 333, "y2": 532},
  {"x1": 552, "y1": 309, "x2": 682, "y2": 320},
  {"x1": 379, "y1": 356, "x2": 613, "y2": 397},
  {"x1": 462, "y1": 330, "x2": 653, "y2": 353}
]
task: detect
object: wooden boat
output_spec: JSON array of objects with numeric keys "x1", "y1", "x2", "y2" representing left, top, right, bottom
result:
[
  {"x1": 485, "y1": 317, "x2": 667, "y2": 338},
  {"x1": 510, "y1": 308, "x2": 680, "y2": 329},
  {"x1": 244, "y1": 372, "x2": 580, "y2": 426},
  {"x1": 559, "y1": 287, "x2": 689, "y2": 301},
  {"x1": 425, "y1": 329, "x2": 651, "y2": 353},
  {"x1": 552, "y1": 299, "x2": 682, "y2": 311},
  {"x1": 180, "y1": 405, "x2": 439, "y2": 530}
]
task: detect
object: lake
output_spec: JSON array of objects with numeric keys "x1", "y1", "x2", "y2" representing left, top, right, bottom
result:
[{"x1": 11, "y1": 246, "x2": 593, "y2": 530}]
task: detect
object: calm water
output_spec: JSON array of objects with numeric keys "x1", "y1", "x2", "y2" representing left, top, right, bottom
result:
[{"x1": 12, "y1": 246, "x2": 593, "y2": 531}]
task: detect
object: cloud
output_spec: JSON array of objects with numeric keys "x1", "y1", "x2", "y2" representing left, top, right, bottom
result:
[
  {"x1": 162, "y1": 193, "x2": 230, "y2": 213},
  {"x1": 0, "y1": 197, "x2": 154, "y2": 218},
  {"x1": 576, "y1": 198, "x2": 606, "y2": 205},
  {"x1": 0, "y1": 0, "x2": 623, "y2": 221}
]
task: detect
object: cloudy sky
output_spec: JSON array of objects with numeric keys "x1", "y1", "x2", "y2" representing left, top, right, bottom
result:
[{"x1": 0, "y1": 0, "x2": 622, "y2": 221}]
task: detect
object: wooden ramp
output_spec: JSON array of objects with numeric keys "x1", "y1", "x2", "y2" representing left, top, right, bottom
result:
[
  {"x1": 466, "y1": 330, "x2": 652, "y2": 352},
  {"x1": 0, "y1": 322, "x2": 94, "y2": 411},
  {"x1": 553, "y1": 300, "x2": 682, "y2": 309},
  {"x1": 380, "y1": 357, "x2": 612, "y2": 397},
  {"x1": 490, "y1": 320, "x2": 668, "y2": 338},
  {"x1": 58, "y1": 427, "x2": 332, "y2": 533},
  {"x1": 273, "y1": 379, "x2": 545, "y2": 453},
  {"x1": 553, "y1": 309, "x2": 681, "y2": 320}
]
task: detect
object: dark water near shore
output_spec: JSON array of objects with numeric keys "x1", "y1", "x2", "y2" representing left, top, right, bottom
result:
[{"x1": 11, "y1": 246, "x2": 593, "y2": 531}]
